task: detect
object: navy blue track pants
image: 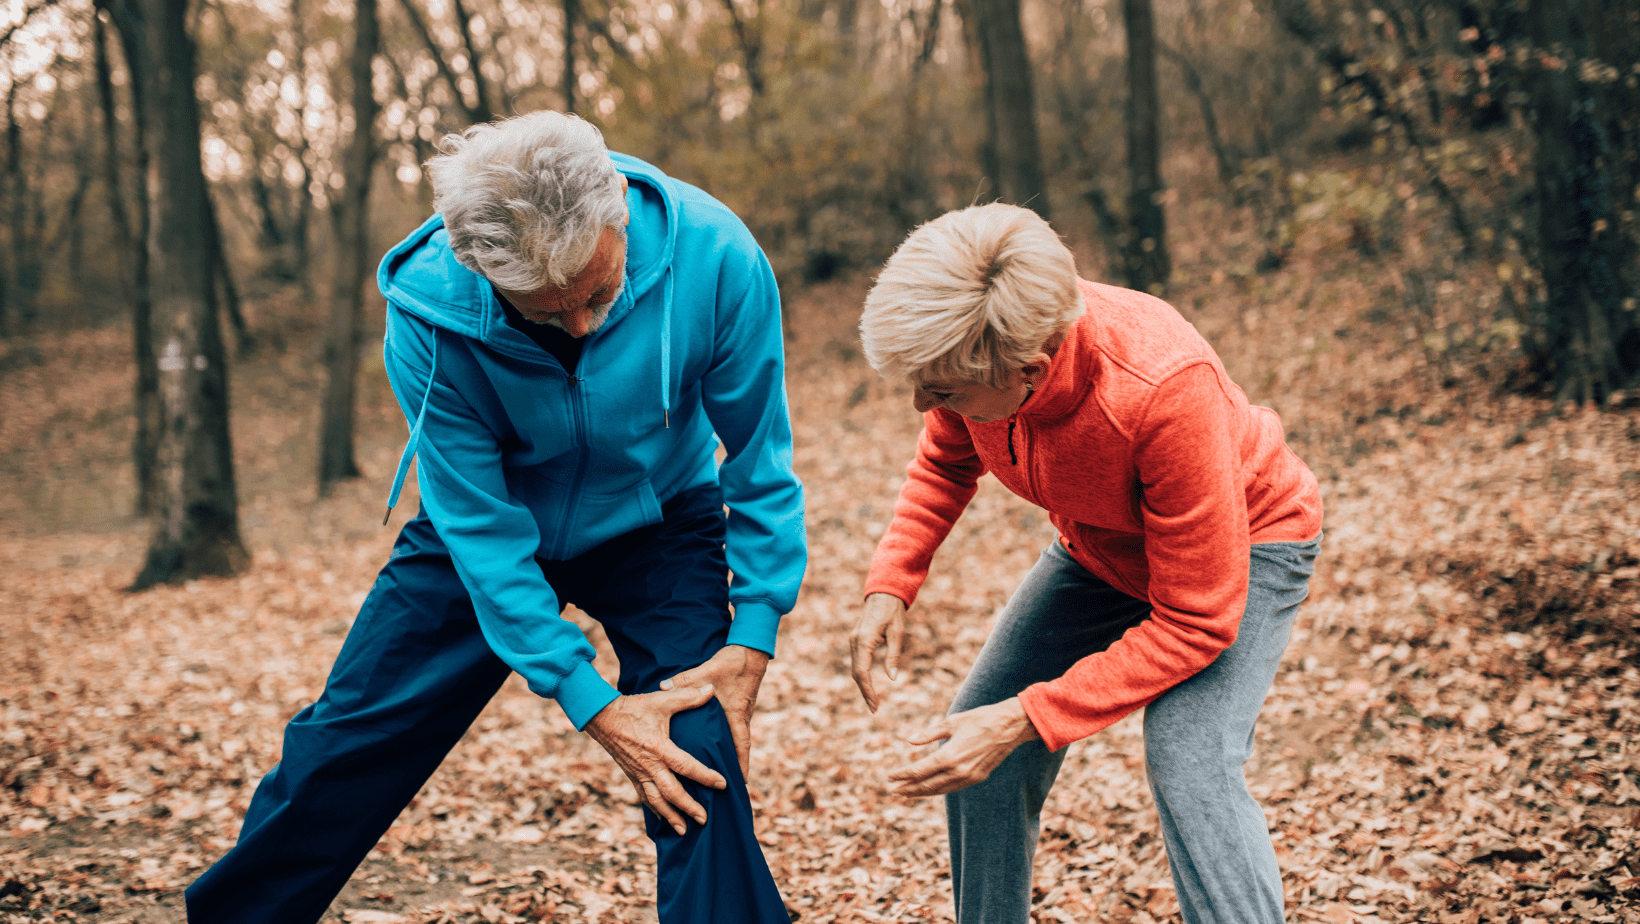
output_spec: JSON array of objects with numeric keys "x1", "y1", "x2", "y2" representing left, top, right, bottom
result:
[{"x1": 185, "y1": 484, "x2": 790, "y2": 924}]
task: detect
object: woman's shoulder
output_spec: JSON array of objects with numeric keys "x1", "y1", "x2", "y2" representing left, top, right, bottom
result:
[{"x1": 1075, "y1": 279, "x2": 1215, "y2": 385}]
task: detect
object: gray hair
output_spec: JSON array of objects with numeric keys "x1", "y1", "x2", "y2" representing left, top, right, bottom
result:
[
  {"x1": 426, "y1": 111, "x2": 628, "y2": 291},
  {"x1": 860, "y1": 204, "x2": 1082, "y2": 388}
]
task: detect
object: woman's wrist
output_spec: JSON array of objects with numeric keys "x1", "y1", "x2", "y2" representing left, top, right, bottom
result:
[{"x1": 1003, "y1": 697, "x2": 1041, "y2": 745}]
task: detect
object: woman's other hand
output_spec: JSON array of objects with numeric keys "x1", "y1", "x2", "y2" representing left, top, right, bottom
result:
[
  {"x1": 886, "y1": 697, "x2": 1041, "y2": 797},
  {"x1": 850, "y1": 592, "x2": 908, "y2": 713}
]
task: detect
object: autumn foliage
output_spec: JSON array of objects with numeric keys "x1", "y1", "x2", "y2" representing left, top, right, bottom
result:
[{"x1": 2, "y1": 173, "x2": 1639, "y2": 924}]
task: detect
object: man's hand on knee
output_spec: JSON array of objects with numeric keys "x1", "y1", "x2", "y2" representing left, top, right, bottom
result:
[
  {"x1": 584, "y1": 686, "x2": 728, "y2": 835},
  {"x1": 659, "y1": 644, "x2": 770, "y2": 777}
]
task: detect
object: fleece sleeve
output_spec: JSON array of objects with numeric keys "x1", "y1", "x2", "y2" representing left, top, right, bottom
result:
[
  {"x1": 383, "y1": 309, "x2": 619, "y2": 730},
  {"x1": 862, "y1": 409, "x2": 987, "y2": 606},
  {"x1": 700, "y1": 243, "x2": 807, "y2": 656},
  {"x1": 1018, "y1": 362, "x2": 1252, "y2": 750}
]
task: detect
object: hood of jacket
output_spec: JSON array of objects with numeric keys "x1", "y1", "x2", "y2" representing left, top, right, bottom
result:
[{"x1": 377, "y1": 152, "x2": 679, "y2": 349}]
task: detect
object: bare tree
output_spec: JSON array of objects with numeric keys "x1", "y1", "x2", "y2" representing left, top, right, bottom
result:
[
  {"x1": 398, "y1": 0, "x2": 495, "y2": 123},
  {"x1": 1081, "y1": 0, "x2": 1170, "y2": 293},
  {"x1": 955, "y1": 0, "x2": 1048, "y2": 215},
  {"x1": 113, "y1": 0, "x2": 247, "y2": 589},
  {"x1": 1525, "y1": 0, "x2": 1637, "y2": 403},
  {"x1": 318, "y1": 0, "x2": 379, "y2": 494},
  {"x1": 1119, "y1": 0, "x2": 1168, "y2": 292},
  {"x1": 94, "y1": 4, "x2": 161, "y2": 514}
]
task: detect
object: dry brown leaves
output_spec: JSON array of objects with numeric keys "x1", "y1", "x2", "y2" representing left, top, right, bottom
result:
[{"x1": 2, "y1": 192, "x2": 1638, "y2": 923}]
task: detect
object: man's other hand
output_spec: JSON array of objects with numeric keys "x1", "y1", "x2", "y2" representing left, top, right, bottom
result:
[
  {"x1": 659, "y1": 644, "x2": 770, "y2": 777},
  {"x1": 584, "y1": 686, "x2": 728, "y2": 836}
]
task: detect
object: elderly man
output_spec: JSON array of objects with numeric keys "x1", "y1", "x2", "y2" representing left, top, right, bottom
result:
[{"x1": 186, "y1": 111, "x2": 806, "y2": 924}]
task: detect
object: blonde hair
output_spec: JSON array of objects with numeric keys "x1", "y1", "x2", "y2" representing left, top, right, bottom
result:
[
  {"x1": 426, "y1": 111, "x2": 627, "y2": 291},
  {"x1": 859, "y1": 204, "x2": 1081, "y2": 388}
]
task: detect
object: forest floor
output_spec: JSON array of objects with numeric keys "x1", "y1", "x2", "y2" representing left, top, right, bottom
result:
[{"x1": 2, "y1": 188, "x2": 1639, "y2": 924}]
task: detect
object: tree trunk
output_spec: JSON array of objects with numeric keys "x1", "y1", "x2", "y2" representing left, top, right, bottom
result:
[
  {"x1": 123, "y1": 0, "x2": 247, "y2": 589},
  {"x1": 1121, "y1": 0, "x2": 1169, "y2": 294},
  {"x1": 563, "y1": 0, "x2": 576, "y2": 114},
  {"x1": 203, "y1": 192, "x2": 251, "y2": 353},
  {"x1": 98, "y1": 0, "x2": 162, "y2": 515},
  {"x1": 1528, "y1": 0, "x2": 1636, "y2": 404},
  {"x1": 318, "y1": 0, "x2": 379, "y2": 494},
  {"x1": 956, "y1": 0, "x2": 1047, "y2": 216}
]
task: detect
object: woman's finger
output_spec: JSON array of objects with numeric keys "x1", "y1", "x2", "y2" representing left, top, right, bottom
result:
[
  {"x1": 903, "y1": 718, "x2": 952, "y2": 747},
  {"x1": 884, "y1": 610, "x2": 904, "y2": 682},
  {"x1": 850, "y1": 626, "x2": 882, "y2": 711}
]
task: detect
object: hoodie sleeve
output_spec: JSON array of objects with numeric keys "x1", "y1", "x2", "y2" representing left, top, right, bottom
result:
[
  {"x1": 862, "y1": 409, "x2": 986, "y2": 606},
  {"x1": 699, "y1": 242, "x2": 807, "y2": 656},
  {"x1": 383, "y1": 308, "x2": 620, "y2": 730}
]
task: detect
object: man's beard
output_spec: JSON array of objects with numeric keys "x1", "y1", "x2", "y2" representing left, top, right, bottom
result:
[
  {"x1": 519, "y1": 278, "x2": 622, "y2": 337},
  {"x1": 541, "y1": 297, "x2": 615, "y2": 336}
]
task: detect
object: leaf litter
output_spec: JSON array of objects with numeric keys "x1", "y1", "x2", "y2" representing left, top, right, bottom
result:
[{"x1": 1, "y1": 200, "x2": 1638, "y2": 923}]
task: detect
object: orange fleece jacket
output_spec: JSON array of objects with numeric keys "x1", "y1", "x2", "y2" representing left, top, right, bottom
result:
[{"x1": 864, "y1": 280, "x2": 1323, "y2": 751}]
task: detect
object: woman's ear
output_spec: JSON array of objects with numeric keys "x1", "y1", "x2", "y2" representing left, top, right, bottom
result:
[{"x1": 1018, "y1": 352, "x2": 1054, "y2": 384}]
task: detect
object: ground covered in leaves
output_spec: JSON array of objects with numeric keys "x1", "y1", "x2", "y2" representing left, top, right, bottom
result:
[{"x1": 2, "y1": 187, "x2": 1638, "y2": 923}]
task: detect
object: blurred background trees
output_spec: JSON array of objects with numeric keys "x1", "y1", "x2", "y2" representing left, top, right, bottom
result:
[{"x1": 0, "y1": 0, "x2": 1635, "y2": 581}]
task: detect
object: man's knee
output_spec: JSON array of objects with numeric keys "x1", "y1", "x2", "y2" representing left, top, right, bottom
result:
[{"x1": 665, "y1": 699, "x2": 735, "y2": 767}]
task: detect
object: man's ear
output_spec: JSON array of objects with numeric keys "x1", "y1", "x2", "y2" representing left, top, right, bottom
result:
[{"x1": 619, "y1": 175, "x2": 630, "y2": 225}]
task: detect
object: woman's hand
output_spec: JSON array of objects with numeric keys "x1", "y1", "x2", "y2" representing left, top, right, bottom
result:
[
  {"x1": 850, "y1": 593, "x2": 909, "y2": 712},
  {"x1": 583, "y1": 685, "x2": 728, "y2": 836},
  {"x1": 659, "y1": 644, "x2": 771, "y2": 777},
  {"x1": 887, "y1": 697, "x2": 1041, "y2": 798}
]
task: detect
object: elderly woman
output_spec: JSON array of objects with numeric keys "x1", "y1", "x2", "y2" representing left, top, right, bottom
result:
[{"x1": 850, "y1": 204, "x2": 1323, "y2": 924}]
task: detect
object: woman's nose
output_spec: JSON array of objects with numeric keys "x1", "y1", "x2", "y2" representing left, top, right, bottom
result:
[{"x1": 912, "y1": 390, "x2": 939, "y2": 413}]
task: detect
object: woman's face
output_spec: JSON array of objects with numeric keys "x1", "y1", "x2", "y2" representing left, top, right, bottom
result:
[{"x1": 911, "y1": 374, "x2": 1031, "y2": 423}]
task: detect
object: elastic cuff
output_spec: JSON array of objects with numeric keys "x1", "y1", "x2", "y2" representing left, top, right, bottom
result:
[
  {"x1": 556, "y1": 660, "x2": 621, "y2": 731},
  {"x1": 725, "y1": 601, "x2": 782, "y2": 657},
  {"x1": 862, "y1": 576, "x2": 922, "y2": 608}
]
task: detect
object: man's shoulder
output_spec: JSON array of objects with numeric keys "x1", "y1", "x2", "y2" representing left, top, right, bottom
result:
[{"x1": 613, "y1": 152, "x2": 759, "y2": 255}]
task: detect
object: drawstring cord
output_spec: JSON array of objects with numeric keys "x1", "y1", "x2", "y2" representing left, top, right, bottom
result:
[
  {"x1": 660, "y1": 265, "x2": 673, "y2": 428},
  {"x1": 384, "y1": 330, "x2": 440, "y2": 525}
]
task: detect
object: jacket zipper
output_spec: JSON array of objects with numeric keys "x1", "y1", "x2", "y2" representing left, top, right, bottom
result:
[
  {"x1": 1008, "y1": 415, "x2": 1042, "y2": 503},
  {"x1": 552, "y1": 365, "x2": 589, "y2": 561}
]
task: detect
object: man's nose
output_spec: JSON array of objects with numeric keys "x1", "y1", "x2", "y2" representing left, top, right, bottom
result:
[{"x1": 563, "y1": 306, "x2": 593, "y2": 338}]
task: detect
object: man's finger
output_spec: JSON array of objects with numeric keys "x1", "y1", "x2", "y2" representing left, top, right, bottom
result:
[
  {"x1": 648, "y1": 765, "x2": 710, "y2": 827},
  {"x1": 729, "y1": 711, "x2": 751, "y2": 777},
  {"x1": 661, "y1": 740, "x2": 727, "y2": 792},
  {"x1": 657, "y1": 682, "x2": 716, "y2": 712},
  {"x1": 638, "y1": 778, "x2": 692, "y2": 835},
  {"x1": 657, "y1": 666, "x2": 705, "y2": 693},
  {"x1": 884, "y1": 612, "x2": 904, "y2": 682}
]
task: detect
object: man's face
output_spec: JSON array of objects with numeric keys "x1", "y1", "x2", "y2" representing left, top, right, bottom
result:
[{"x1": 496, "y1": 226, "x2": 628, "y2": 339}]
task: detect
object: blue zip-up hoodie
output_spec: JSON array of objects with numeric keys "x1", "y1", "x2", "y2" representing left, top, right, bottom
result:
[{"x1": 376, "y1": 153, "x2": 806, "y2": 730}]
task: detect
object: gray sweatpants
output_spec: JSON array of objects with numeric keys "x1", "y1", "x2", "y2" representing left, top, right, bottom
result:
[{"x1": 945, "y1": 536, "x2": 1320, "y2": 924}]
